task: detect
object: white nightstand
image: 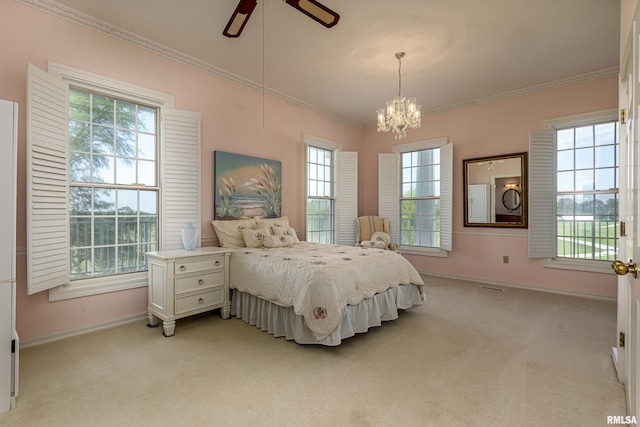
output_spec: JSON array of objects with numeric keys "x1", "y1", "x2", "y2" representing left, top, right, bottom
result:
[{"x1": 146, "y1": 247, "x2": 232, "y2": 337}]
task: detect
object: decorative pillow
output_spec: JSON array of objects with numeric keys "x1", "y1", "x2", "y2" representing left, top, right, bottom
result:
[
  {"x1": 253, "y1": 216, "x2": 290, "y2": 231},
  {"x1": 360, "y1": 240, "x2": 387, "y2": 249},
  {"x1": 262, "y1": 234, "x2": 295, "y2": 248},
  {"x1": 211, "y1": 218, "x2": 257, "y2": 248},
  {"x1": 370, "y1": 231, "x2": 390, "y2": 247},
  {"x1": 242, "y1": 228, "x2": 271, "y2": 248},
  {"x1": 271, "y1": 226, "x2": 299, "y2": 243}
]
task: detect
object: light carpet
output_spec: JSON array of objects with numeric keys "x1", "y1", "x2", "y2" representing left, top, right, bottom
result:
[{"x1": 0, "y1": 275, "x2": 626, "y2": 426}]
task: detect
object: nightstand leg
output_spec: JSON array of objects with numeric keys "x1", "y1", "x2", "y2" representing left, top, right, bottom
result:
[
  {"x1": 162, "y1": 320, "x2": 176, "y2": 337},
  {"x1": 147, "y1": 313, "x2": 158, "y2": 327},
  {"x1": 221, "y1": 304, "x2": 230, "y2": 320}
]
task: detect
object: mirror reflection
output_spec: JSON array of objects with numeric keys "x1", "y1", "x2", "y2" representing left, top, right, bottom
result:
[
  {"x1": 463, "y1": 152, "x2": 528, "y2": 228},
  {"x1": 502, "y1": 188, "x2": 521, "y2": 211}
]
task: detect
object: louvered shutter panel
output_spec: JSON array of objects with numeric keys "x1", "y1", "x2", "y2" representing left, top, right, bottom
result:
[
  {"x1": 439, "y1": 143, "x2": 453, "y2": 251},
  {"x1": 336, "y1": 151, "x2": 357, "y2": 246},
  {"x1": 162, "y1": 109, "x2": 201, "y2": 250},
  {"x1": 26, "y1": 63, "x2": 70, "y2": 294},
  {"x1": 379, "y1": 153, "x2": 400, "y2": 245},
  {"x1": 529, "y1": 129, "x2": 556, "y2": 258}
]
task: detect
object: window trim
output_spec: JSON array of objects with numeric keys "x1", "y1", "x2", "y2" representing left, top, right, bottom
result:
[
  {"x1": 49, "y1": 62, "x2": 175, "y2": 109},
  {"x1": 537, "y1": 108, "x2": 619, "y2": 274},
  {"x1": 305, "y1": 141, "x2": 337, "y2": 244},
  {"x1": 49, "y1": 271, "x2": 147, "y2": 301},
  {"x1": 383, "y1": 137, "x2": 452, "y2": 257},
  {"x1": 303, "y1": 134, "x2": 347, "y2": 244},
  {"x1": 48, "y1": 63, "x2": 173, "y2": 300},
  {"x1": 302, "y1": 134, "x2": 357, "y2": 246}
]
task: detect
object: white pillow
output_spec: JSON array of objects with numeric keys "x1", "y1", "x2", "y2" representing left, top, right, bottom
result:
[
  {"x1": 263, "y1": 234, "x2": 295, "y2": 248},
  {"x1": 370, "y1": 231, "x2": 390, "y2": 246},
  {"x1": 254, "y1": 216, "x2": 290, "y2": 231},
  {"x1": 242, "y1": 228, "x2": 271, "y2": 248},
  {"x1": 360, "y1": 240, "x2": 387, "y2": 249},
  {"x1": 211, "y1": 218, "x2": 257, "y2": 248},
  {"x1": 271, "y1": 226, "x2": 299, "y2": 243}
]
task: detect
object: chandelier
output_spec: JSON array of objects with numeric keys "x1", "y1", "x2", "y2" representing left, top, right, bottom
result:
[{"x1": 376, "y1": 52, "x2": 421, "y2": 140}]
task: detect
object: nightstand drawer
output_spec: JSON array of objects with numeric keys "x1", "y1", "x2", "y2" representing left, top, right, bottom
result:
[
  {"x1": 175, "y1": 270, "x2": 223, "y2": 295},
  {"x1": 175, "y1": 288, "x2": 224, "y2": 315},
  {"x1": 175, "y1": 257, "x2": 223, "y2": 275}
]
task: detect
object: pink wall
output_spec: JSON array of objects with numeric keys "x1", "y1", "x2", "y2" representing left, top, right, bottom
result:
[
  {"x1": 0, "y1": 0, "x2": 619, "y2": 342},
  {"x1": 0, "y1": 0, "x2": 363, "y2": 342},
  {"x1": 362, "y1": 76, "x2": 618, "y2": 298}
]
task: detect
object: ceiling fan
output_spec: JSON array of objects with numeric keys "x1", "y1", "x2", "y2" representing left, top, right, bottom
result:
[{"x1": 223, "y1": 0, "x2": 340, "y2": 38}]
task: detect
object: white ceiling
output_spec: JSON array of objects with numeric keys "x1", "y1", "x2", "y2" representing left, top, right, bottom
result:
[{"x1": 41, "y1": 0, "x2": 620, "y2": 128}]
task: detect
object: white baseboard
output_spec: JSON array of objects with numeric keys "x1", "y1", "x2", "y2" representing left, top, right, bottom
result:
[
  {"x1": 20, "y1": 312, "x2": 148, "y2": 349},
  {"x1": 612, "y1": 347, "x2": 620, "y2": 376},
  {"x1": 420, "y1": 271, "x2": 616, "y2": 302}
]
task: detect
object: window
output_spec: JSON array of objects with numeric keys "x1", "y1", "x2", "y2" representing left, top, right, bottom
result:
[
  {"x1": 27, "y1": 63, "x2": 201, "y2": 299},
  {"x1": 379, "y1": 137, "x2": 452, "y2": 256},
  {"x1": 303, "y1": 134, "x2": 357, "y2": 246},
  {"x1": 306, "y1": 145, "x2": 335, "y2": 244},
  {"x1": 400, "y1": 148, "x2": 441, "y2": 247},
  {"x1": 529, "y1": 109, "x2": 619, "y2": 272},
  {"x1": 556, "y1": 121, "x2": 619, "y2": 260},
  {"x1": 68, "y1": 89, "x2": 159, "y2": 280}
]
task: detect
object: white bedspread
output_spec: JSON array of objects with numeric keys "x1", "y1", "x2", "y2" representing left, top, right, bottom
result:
[{"x1": 229, "y1": 242, "x2": 424, "y2": 337}]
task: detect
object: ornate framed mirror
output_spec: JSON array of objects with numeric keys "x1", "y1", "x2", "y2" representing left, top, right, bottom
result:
[{"x1": 463, "y1": 152, "x2": 528, "y2": 228}]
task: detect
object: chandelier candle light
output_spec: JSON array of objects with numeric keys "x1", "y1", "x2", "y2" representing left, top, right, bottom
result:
[{"x1": 377, "y1": 52, "x2": 421, "y2": 140}]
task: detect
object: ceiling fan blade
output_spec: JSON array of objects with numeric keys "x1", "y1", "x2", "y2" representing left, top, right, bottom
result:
[
  {"x1": 283, "y1": 0, "x2": 340, "y2": 28},
  {"x1": 223, "y1": 0, "x2": 259, "y2": 38}
]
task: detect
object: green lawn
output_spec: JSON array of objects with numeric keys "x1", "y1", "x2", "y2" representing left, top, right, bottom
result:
[{"x1": 556, "y1": 220, "x2": 618, "y2": 260}]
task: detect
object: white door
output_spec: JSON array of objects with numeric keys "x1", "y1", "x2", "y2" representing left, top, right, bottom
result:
[
  {"x1": 629, "y1": 13, "x2": 640, "y2": 416},
  {"x1": 615, "y1": 8, "x2": 640, "y2": 418},
  {"x1": 468, "y1": 184, "x2": 490, "y2": 223}
]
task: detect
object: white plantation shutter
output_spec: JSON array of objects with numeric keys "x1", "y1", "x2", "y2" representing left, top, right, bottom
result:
[
  {"x1": 379, "y1": 153, "x2": 400, "y2": 245},
  {"x1": 26, "y1": 63, "x2": 70, "y2": 295},
  {"x1": 439, "y1": 143, "x2": 453, "y2": 251},
  {"x1": 528, "y1": 129, "x2": 556, "y2": 258},
  {"x1": 162, "y1": 109, "x2": 201, "y2": 250},
  {"x1": 336, "y1": 151, "x2": 357, "y2": 245}
]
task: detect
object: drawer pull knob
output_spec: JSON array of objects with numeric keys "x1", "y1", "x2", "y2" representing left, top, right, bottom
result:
[
  {"x1": 198, "y1": 279, "x2": 204, "y2": 285},
  {"x1": 215, "y1": 260, "x2": 221, "y2": 266},
  {"x1": 179, "y1": 265, "x2": 186, "y2": 271},
  {"x1": 198, "y1": 298, "x2": 204, "y2": 304}
]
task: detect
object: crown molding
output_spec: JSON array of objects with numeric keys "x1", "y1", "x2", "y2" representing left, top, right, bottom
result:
[
  {"x1": 15, "y1": 0, "x2": 364, "y2": 129},
  {"x1": 424, "y1": 66, "x2": 620, "y2": 116}
]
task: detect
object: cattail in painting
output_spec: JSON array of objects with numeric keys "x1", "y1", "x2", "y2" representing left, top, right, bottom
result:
[
  {"x1": 249, "y1": 163, "x2": 281, "y2": 217},
  {"x1": 215, "y1": 175, "x2": 243, "y2": 218}
]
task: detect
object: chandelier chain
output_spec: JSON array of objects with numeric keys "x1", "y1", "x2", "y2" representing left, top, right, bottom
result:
[{"x1": 397, "y1": 54, "x2": 402, "y2": 98}]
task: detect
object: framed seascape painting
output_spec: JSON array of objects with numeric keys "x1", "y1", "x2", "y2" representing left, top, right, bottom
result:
[{"x1": 214, "y1": 151, "x2": 282, "y2": 219}]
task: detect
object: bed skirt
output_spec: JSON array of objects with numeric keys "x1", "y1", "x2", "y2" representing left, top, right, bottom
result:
[{"x1": 230, "y1": 284, "x2": 424, "y2": 346}]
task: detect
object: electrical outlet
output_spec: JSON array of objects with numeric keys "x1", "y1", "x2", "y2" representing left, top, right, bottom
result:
[{"x1": 503, "y1": 255, "x2": 509, "y2": 264}]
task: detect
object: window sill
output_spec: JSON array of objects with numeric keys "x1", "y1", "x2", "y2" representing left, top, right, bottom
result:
[
  {"x1": 398, "y1": 246, "x2": 448, "y2": 258},
  {"x1": 48, "y1": 271, "x2": 148, "y2": 301},
  {"x1": 543, "y1": 258, "x2": 615, "y2": 275}
]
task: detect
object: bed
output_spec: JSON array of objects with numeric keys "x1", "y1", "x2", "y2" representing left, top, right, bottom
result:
[{"x1": 212, "y1": 216, "x2": 425, "y2": 346}]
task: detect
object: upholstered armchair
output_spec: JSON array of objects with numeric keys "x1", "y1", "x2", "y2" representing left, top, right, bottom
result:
[{"x1": 356, "y1": 216, "x2": 397, "y2": 251}]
